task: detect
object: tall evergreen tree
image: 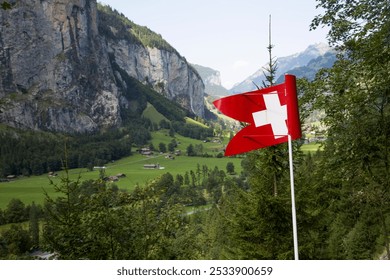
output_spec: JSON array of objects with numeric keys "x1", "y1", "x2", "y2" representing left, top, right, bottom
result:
[
  {"x1": 209, "y1": 16, "x2": 304, "y2": 259},
  {"x1": 29, "y1": 202, "x2": 40, "y2": 249},
  {"x1": 310, "y1": 0, "x2": 390, "y2": 259}
]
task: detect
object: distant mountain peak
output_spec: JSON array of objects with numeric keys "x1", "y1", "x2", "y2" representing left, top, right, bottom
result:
[
  {"x1": 192, "y1": 64, "x2": 222, "y2": 87},
  {"x1": 230, "y1": 43, "x2": 335, "y2": 93},
  {"x1": 305, "y1": 42, "x2": 332, "y2": 55},
  {"x1": 192, "y1": 64, "x2": 230, "y2": 97}
]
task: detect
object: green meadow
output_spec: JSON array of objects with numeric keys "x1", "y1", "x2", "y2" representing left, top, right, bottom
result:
[
  {"x1": 0, "y1": 125, "x2": 319, "y2": 210},
  {"x1": 0, "y1": 154, "x2": 242, "y2": 209},
  {"x1": 300, "y1": 142, "x2": 323, "y2": 153},
  {"x1": 0, "y1": 130, "x2": 242, "y2": 209},
  {"x1": 142, "y1": 102, "x2": 169, "y2": 123}
]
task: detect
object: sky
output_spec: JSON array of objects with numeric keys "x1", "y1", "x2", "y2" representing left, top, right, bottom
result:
[{"x1": 99, "y1": 0, "x2": 329, "y2": 89}]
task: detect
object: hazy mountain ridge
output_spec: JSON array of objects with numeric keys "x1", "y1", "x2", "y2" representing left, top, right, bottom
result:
[
  {"x1": 191, "y1": 64, "x2": 230, "y2": 97},
  {"x1": 275, "y1": 51, "x2": 337, "y2": 84},
  {"x1": 230, "y1": 43, "x2": 336, "y2": 93}
]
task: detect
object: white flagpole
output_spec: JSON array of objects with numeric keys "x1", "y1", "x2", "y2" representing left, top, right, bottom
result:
[{"x1": 288, "y1": 134, "x2": 299, "y2": 260}]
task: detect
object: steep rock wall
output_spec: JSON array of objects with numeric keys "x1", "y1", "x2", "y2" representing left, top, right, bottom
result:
[
  {"x1": 108, "y1": 41, "x2": 204, "y2": 117},
  {"x1": 0, "y1": 0, "x2": 204, "y2": 132},
  {"x1": 0, "y1": 0, "x2": 122, "y2": 132}
]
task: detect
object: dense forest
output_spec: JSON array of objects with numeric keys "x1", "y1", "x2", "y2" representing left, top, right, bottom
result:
[{"x1": 0, "y1": 0, "x2": 389, "y2": 260}]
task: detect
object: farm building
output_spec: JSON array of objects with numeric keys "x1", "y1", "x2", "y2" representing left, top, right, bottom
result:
[
  {"x1": 143, "y1": 163, "x2": 163, "y2": 170},
  {"x1": 93, "y1": 166, "x2": 106, "y2": 170},
  {"x1": 140, "y1": 148, "x2": 153, "y2": 156}
]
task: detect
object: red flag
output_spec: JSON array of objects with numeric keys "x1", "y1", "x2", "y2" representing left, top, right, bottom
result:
[{"x1": 213, "y1": 74, "x2": 301, "y2": 156}]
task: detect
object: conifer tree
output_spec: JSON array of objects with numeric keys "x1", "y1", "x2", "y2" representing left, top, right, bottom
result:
[
  {"x1": 29, "y1": 202, "x2": 40, "y2": 248},
  {"x1": 211, "y1": 15, "x2": 300, "y2": 259},
  {"x1": 310, "y1": 0, "x2": 390, "y2": 259}
]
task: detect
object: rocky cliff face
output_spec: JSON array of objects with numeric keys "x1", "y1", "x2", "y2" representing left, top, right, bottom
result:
[
  {"x1": 108, "y1": 41, "x2": 204, "y2": 118},
  {"x1": 192, "y1": 64, "x2": 230, "y2": 97},
  {"x1": 0, "y1": 0, "x2": 204, "y2": 132}
]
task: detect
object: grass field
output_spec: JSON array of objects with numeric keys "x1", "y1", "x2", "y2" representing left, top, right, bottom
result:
[
  {"x1": 184, "y1": 117, "x2": 209, "y2": 128},
  {"x1": 0, "y1": 129, "x2": 241, "y2": 210},
  {"x1": 142, "y1": 102, "x2": 168, "y2": 124},
  {"x1": 0, "y1": 154, "x2": 242, "y2": 209},
  {"x1": 0, "y1": 175, "x2": 58, "y2": 210},
  {"x1": 150, "y1": 130, "x2": 226, "y2": 155},
  {"x1": 300, "y1": 142, "x2": 323, "y2": 153},
  {"x1": 0, "y1": 127, "x2": 321, "y2": 210}
]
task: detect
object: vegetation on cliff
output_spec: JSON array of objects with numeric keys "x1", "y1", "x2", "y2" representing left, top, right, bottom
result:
[{"x1": 97, "y1": 4, "x2": 178, "y2": 54}]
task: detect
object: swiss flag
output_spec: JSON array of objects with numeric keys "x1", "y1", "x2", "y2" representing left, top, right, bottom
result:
[{"x1": 213, "y1": 74, "x2": 301, "y2": 156}]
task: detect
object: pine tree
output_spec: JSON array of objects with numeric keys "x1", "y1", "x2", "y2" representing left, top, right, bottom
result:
[
  {"x1": 210, "y1": 16, "x2": 301, "y2": 259},
  {"x1": 248, "y1": 14, "x2": 289, "y2": 197},
  {"x1": 29, "y1": 202, "x2": 40, "y2": 249},
  {"x1": 261, "y1": 15, "x2": 278, "y2": 88},
  {"x1": 310, "y1": 0, "x2": 390, "y2": 259}
]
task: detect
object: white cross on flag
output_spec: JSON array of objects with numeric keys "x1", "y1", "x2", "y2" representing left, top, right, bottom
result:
[
  {"x1": 213, "y1": 74, "x2": 301, "y2": 156},
  {"x1": 252, "y1": 93, "x2": 288, "y2": 139}
]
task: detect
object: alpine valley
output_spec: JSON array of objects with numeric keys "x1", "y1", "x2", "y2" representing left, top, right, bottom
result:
[
  {"x1": 1, "y1": 0, "x2": 388, "y2": 263},
  {"x1": 0, "y1": 0, "x2": 336, "y2": 132}
]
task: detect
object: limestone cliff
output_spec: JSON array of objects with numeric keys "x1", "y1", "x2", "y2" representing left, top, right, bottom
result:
[
  {"x1": 107, "y1": 41, "x2": 204, "y2": 119},
  {"x1": 192, "y1": 64, "x2": 230, "y2": 97},
  {"x1": 0, "y1": 0, "x2": 204, "y2": 132}
]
